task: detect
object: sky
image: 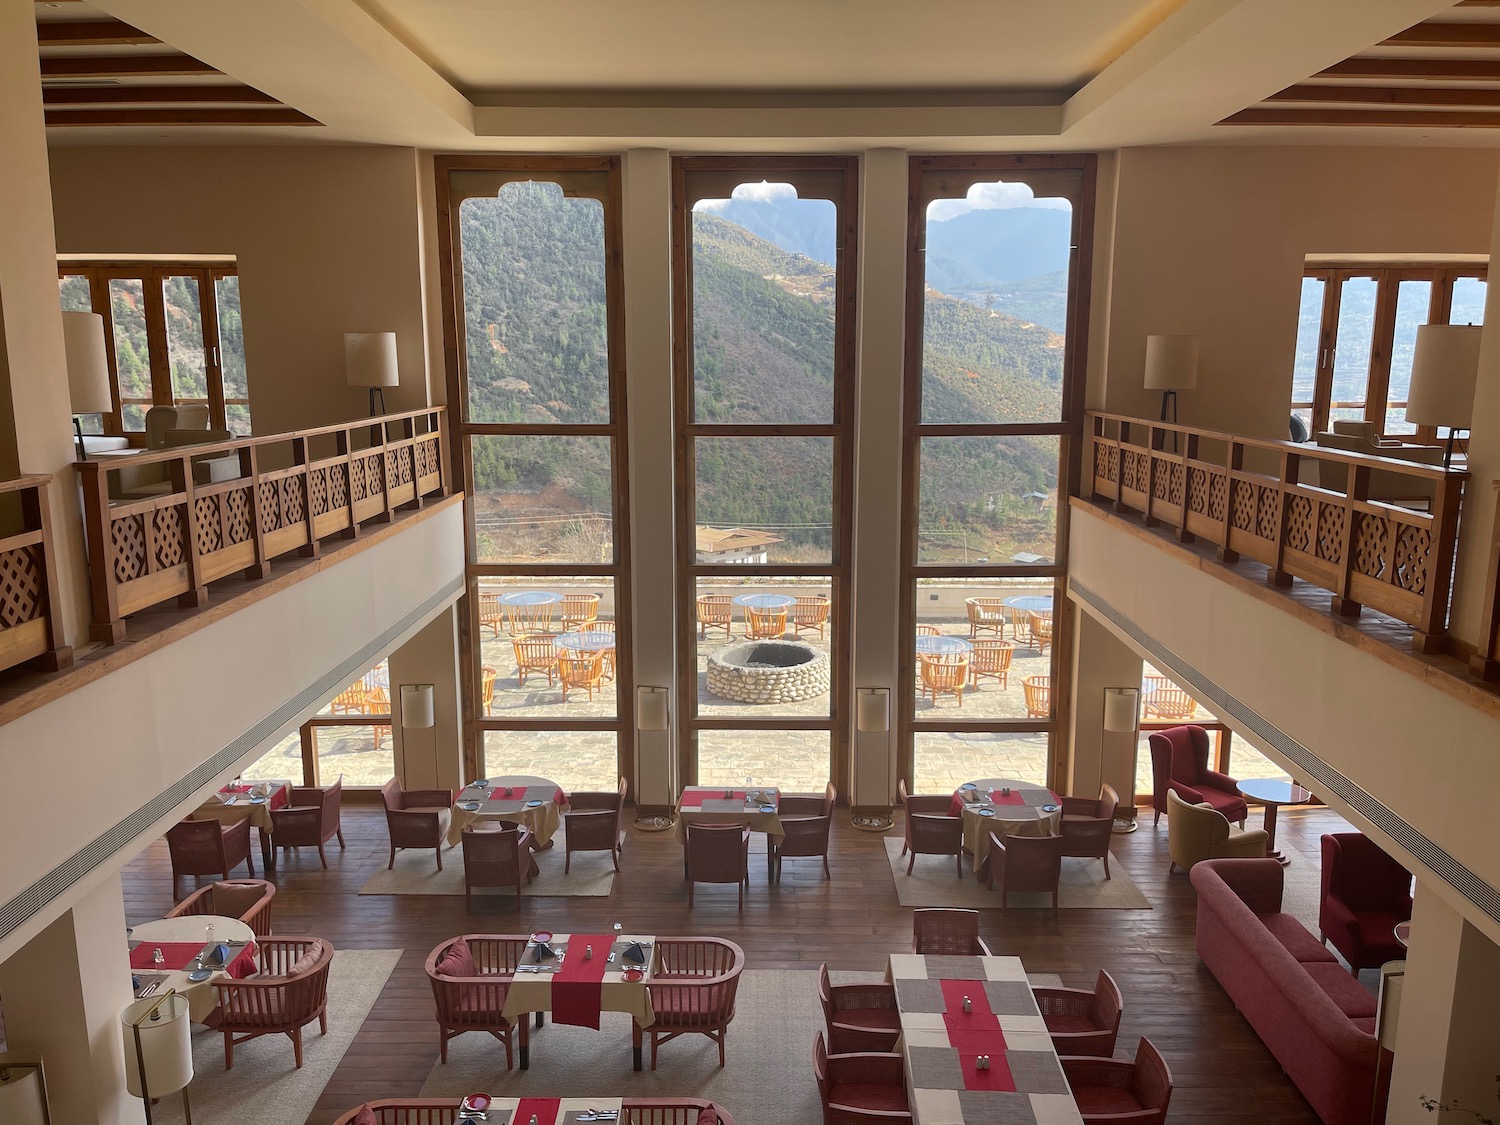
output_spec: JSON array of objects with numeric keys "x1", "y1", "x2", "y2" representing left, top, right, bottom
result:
[{"x1": 692, "y1": 178, "x2": 1071, "y2": 220}]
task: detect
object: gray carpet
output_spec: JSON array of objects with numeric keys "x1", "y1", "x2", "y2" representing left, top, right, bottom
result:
[
  {"x1": 360, "y1": 830, "x2": 616, "y2": 897},
  {"x1": 417, "y1": 968, "x2": 1062, "y2": 1125},
  {"x1": 151, "y1": 948, "x2": 401, "y2": 1125},
  {"x1": 882, "y1": 837, "x2": 1151, "y2": 909}
]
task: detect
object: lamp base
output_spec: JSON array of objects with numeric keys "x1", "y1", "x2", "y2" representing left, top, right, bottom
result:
[
  {"x1": 74, "y1": 416, "x2": 88, "y2": 460},
  {"x1": 633, "y1": 815, "x2": 676, "y2": 832},
  {"x1": 851, "y1": 814, "x2": 894, "y2": 833},
  {"x1": 367, "y1": 387, "x2": 386, "y2": 417}
]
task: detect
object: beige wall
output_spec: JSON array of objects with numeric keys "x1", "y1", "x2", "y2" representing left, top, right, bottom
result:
[
  {"x1": 1096, "y1": 145, "x2": 1499, "y2": 439},
  {"x1": 47, "y1": 145, "x2": 434, "y2": 435}
]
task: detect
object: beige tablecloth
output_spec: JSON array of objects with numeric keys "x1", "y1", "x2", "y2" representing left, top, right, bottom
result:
[
  {"x1": 955, "y1": 779, "x2": 1061, "y2": 868},
  {"x1": 501, "y1": 933, "x2": 656, "y2": 1027},
  {"x1": 447, "y1": 774, "x2": 568, "y2": 847},
  {"x1": 129, "y1": 915, "x2": 255, "y2": 1022},
  {"x1": 191, "y1": 779, "x2": 292, "y2": 833},
  {"x1": 673, "y1": 787, "x2": 783, "y2": 841}
]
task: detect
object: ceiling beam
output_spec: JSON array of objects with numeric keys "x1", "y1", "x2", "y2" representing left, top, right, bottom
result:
[
  {"x1": 1221, "y1": 106, "x2": 1500, "y2": 126},
  {"x1": 34, "y1": 17, "x2": 156, "y2": 46},
  {"x1": 1381, "y1": 22, "x2": 1500, "y2": 47},
  {"x1": 43, "y1": 85, "x2": 278, "y2": 106},
  {"x1": 40, "y1": 55, "x2": 219, "y2": 79},
  {"x1": 1318, "y1": 57, "x2": 1500, "y2": 80},
  {"x1": 45, "y1": 106, "x2": 320, "y2": 127},
  {"x1": 1268, "y1": 84, "x2": 1500, "y2": 107}
]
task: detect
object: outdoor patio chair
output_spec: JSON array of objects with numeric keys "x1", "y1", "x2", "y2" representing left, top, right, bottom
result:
[
  {"x1": 560, "y1": 592, "x2": 600, "y2": 630},
  {"x1": 460, "y1": 823, "x2": 537, "y2": 906},
  {"x1": 1028, "y1": 610, "x2": 1054, "y2": 654},
  {"x1": 166, "y1": 878, "x2": 275, "y2": 938},
  {"x1": 697, "y1": 593, "x2": 733, "y2": 639},
  {"x1": 578, "y1": 619, "x2": 617, "y2": 680},
  {"x1": 771, "y1": 781, "x2": 835, "y2": 882},
  {"x1": 166, "y1": 817, "x2": 254, "y2": 897},
  {"x1": 919, "y1": 652, "x2": 967, "y2": 707},
  {"x1": 818, "y1": 962, "x2": 900, "y2": 1054},
  {"x1": 1061, "y1": 1038, "x2": 1173, "y2": 1125},
  {"x1": 425, "y1": 934, "x2": 530, "y2": 1067},
  {"x1": 1143, "y1": 673, "x2": 1197, "y2": 720},
  {"x1": 504, "y1": 598, "x2": 555, "y2": 636},
  {"x1": 985, "y1": 831, "x2": 1066, "y2": 914},
  {"x1": 813, "y1": 1031, "x2": 912, "y2": 1125},
  {"x1": 746, "y1": 605, "x2": 788, "y2": 639},
  {"x1": 477, "y1": 590, "x2": 505, "y2": 638},
  {"x1": 686, "y1": 822, "x2": 751, "y2": 910},
  {"x1": 968, "y1": 638, "x2": 1014, "y2": 689},
  {"x1": 271, "y1": 774, "x2": 346, "y2": 868},
  {"x1": 381, "y1": 778, "x2": 453, "y2": 871},
  {"x1": 481, "y1": 666, "x2": 497, "y2": 714},
  {"x1": 212, "y1": 936, "x2": 333, "y2": 1071},
  {"x1": 1059, "y1": 783, "x2": 1118, "y2": 879},
  {"x1": 912, "y1": 909, "x2": 992, "y2": 955},
  {"x1": 512, "y1": 632, "x2": 558, "y2": 688},
  {"x1": 329, "y1": 680, "x2": 371, "y2": 715},
  {"x1": 965, "y1": 596, "x2": 1007, "y2": 638},
  {"x1": 564, "y1": 775, "x2": 628, "y2": 872},
  {"x1": 1006, "y1": 603, "x2": 1030, "y2": 640},
  {"x1": 558, "y1": 648, "x2": 606, "y2": 702},
  {"x1": 1033, "y1": 969, "x2": 1123, "y2": 1057},
  {"x1": 915, "y1": 624, "x2": 939, "y2": 636},
  {"x1": 792, "y1": 595, "x2": 831, "y2": 639},
  {"x1": 1022, "y1": 674, "x2": 1051, "y2": 718},
  {"x1": 641, "y1": 937, "x2": 744, "y2": 1069}
]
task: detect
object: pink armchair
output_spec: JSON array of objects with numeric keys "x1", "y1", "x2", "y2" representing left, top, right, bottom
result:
[
  {"x1": 1148, "y1": 725, "x2": 1246, "y2": 825},
  {"x1": 1319, "y1": 832, "x2": 1413, "y2": 973},
  {"x1": 818, "y1": 962, "x2": 899, "y2": 1054},
  {"x1": 1060, "y1": 1037, "x2": 1173, "y2": 1125}
]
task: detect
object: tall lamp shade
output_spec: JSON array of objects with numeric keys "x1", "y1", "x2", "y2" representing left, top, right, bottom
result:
[
  {"x1": 0, "y1": 1052, "x2": 51, "y2": 1125},
  {"x1": 637, "y1": 686, "x2": 669, "y2": 732},
  {"x1": 1407, "y1": 324, "x2": 1480, "y2": 468},
  {"x1": 345, "y1": 331, "x2": 398, "y2": 416},
  {"x1": 123, "y1": 993, "x2": 193, "y2": 1124},
  {"x1": 1144, "y1": 334, "x2": 1198, "y2": 426},
  {"x1": 857, "y1": 687, "x2": 890, "y2": 734},
  {"x1": 399, "y1": 684, "x2": 435, "y2": 729},
  {"x1": 62, "y1": 311, "x2": 112, "y2": 459},
  {"x1": 1103, "y1": 687, "x2": 1140, "y2": 733}
]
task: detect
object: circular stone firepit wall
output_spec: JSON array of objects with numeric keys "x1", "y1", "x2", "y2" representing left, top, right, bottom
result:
[{"x1": 707, "y1": 640, "x2": 830, "y2": 705}]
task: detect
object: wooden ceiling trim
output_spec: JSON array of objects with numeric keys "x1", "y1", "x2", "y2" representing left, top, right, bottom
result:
[
  {"x1": 42, "y1": 85, "x2": 279, "y2": 106},
  {"x1": 35, "y1": 18, "x2": 156, "y2": 46},
  {"x1": 1318, "y1": 58, "x2": 1500, "y2": 81},
  {"x1": 1221, "y1": 106, "x2": 1500, "y2": 127},
  {"x1": 1268, "y1": 84, "x2": 1500, "y2": 107},
  {"x1": 45, "y1": 107, "x2": 321, "y2": 127},
  {"x1": 1380, "y1": 23, "x2": 1500, "y2": 49},
  {"x1": 41, "y1": 55, "x2": 220, "y2": 79}
]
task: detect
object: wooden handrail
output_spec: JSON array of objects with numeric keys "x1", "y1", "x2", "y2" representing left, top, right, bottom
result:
[
  {"x1": 1085, "y1": 411, "x2": 1466, "y2": 653},
  {"x1": 0, "y1": 474, "x2": 73, "y2": 675},
  {"x1": 75, "y1": 407, "x2": 449, "y2": 643}
]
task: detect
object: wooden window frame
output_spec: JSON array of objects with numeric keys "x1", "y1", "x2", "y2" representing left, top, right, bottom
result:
[
  {"x1": 669, "y1": 155, "x2": 859, "y2": 791},
  {"x1": 898, "y1": 154, "x2": 1096, "y2": 794},
  {"x1": 433, "y1": 155, "x2": 634, "y2": 785},
  {"x1": 57, "y1": 260, "x2": 246, "y2": 436}
]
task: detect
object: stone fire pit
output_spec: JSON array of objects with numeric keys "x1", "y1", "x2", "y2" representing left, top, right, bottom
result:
[{"x1": 707, "y1": 640, "x2": 830, "y2": 705}]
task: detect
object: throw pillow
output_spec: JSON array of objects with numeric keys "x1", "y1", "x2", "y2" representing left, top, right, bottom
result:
[{"x1": 436, "y1": 938, "x2": 477, "y2": 978}]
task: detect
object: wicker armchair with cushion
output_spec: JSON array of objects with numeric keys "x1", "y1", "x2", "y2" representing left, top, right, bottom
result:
[
  {"x1": 964, "y1": 596, "x2": 1006, "y2": 639},
  {"x1": 984, "y1": 831, "x2": 1066, "y2": 914},
  {"x1": 697, "y1": 594, "x2": 733, "y2": 639},
  {"x1": 166, "y1": 879, "x2": 276, "y2": 938},
  {"x1": 968, "y1": 638, "x2": 1014, "y2": 689},
  {"x1": 167, "y1": 817, "x2": 254, "y2": 896},
  {"x1": 272, "y1": 774, "x2": 345, "y2": 868},
  {"x1": 813, "y1": 1032, "x2": 912, "y2": 1125},
  {"x1": 211, "y1": 936, "x2": 333, "y2": 1070},
  {"x1": 1166, "y1": 789, "x2": 1268, "y2": 873},
  {"x1": 1032, "y1": 970, "x2": 1123, "y2": 1057},
  {"x1": 770, "y1": 782, "x2": 835, "y2": 883},
  {"x1": 792, "y1": 595, "x2": 831, "y2": 639},
  {"x1": 512, "y1": 633, "x2": 558, "y2": 688},
  {"x1": 425, "y1": 934, "x2": 529, "y2": 1067},
  {"x1": 896, "y1": 779, "x2": 956, "y2": 859},
  {"x1": 563, "y1": 775, "x2": 628, "y2": 873},
  {"x1": 818, "y1": 962, "x2": 899, "y2": 1054},
  {"x1": 460, "y1": 824, "x2": 537, "y2": 906},
  {"x1": 1059, "y1": 783, "x2": 1119, "y2": 880},
  {"x1": 1028, "y1": 610, "x2": 1054, "y2": 654},
  {"x1": 334, "y1": 1101, "x2": 736, "y2": 1125},
  {"x1": 1060, "y1": 1037, "x2": 1173, "y2": 1125},
  {"x1": 686, "y1": 822, "x2": 751, "y2": 910},
  {"x1": 1319, "y1": 832, "x2": 1413, "y2": 973},
  {"x1": 381, "y1": 778, "x2": 453, "y2": 871},
  {"x1": 640, "y1": 937, "x2": 745, "y2": 1069},
  {"x1": 478, "y1": 591, "x2": 504, "y2": 638},
  {"x1": 911, "y1": 909, "x2": 992, "y2": 956},
  {"x1": 1148, "y1": 724, "x2": 1246, "y2": 826}
]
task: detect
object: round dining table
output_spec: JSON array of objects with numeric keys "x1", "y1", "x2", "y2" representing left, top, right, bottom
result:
[
  {"x1": 499, "y1": 591, "x2": 563, "y2": 606},
  {"x1": 917, "y1": 635, "x2": 972, "y2": 656},
  {"x1": 447, "y1": 773, "x2": 570, "y2": 847},
  {"x1": 129, "y1": 914, "x2": 256, "y2": 1021},
  {"x1": 952, "y1": 777, "x2": 1062, "y2": 871},
  {"x1": 554, "y1": 630, "x2": 616, "y2": 653},
  {"x1": 1002, "y1": 595, "x2": 1054, "y2": 613},
  {"x1": 731, "y1": 593, "x2": 795, "y2": 610}
]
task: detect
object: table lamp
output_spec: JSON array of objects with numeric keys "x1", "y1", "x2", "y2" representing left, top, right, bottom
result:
[
  {"x1": 1143, "y1": 334, "x2": 1198, "y2": 424},
  {"x1": 1406, "y1": 323, "x2": 1481, "y2": 469},
  {"x1": 345, "y1": 331, "x2": 399, "y2": 416},
  {"x1": 122, "y1": 992, "x2": 193, "y2": 1125},
  {"x1": 63, "y1": 311, "x2": 112, "y2": 459},
  {"x1": 0, "y1": 1052, "x2": 51, "y2": 1125}
]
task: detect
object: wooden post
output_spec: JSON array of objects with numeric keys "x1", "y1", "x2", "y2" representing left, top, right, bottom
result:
[
  {"x1": 1267, "y1": 450, "x2": 1295, "y2": 589},
  {"x1": 378, "y1": 418, "x2": 395, "y2": 524},
  {"x1": 296, "y1": 435, "x2": 319, "y2": 558},
  {"x1": 1330, "y1": 462, "x2": 1368, "y2": 618},
  {"x1": 243, "y1": 445, "x2": 271, "y2": 579},
  {"x1": 176, "y1": 453, "x2": 209, "y2": 609},
  {"x1": 78, "y1": 462, "x2": 125, "y2": 643},
  {"x1": 1413, "y1": 470, "x2": 1465, "y2": 654},
  {"x1": 1177, "y1": 432, "x2": 1197, "y2": 543},
  {"x1": 1468, "y1": 481, "x2": 1500, "y2": 679},
  {"x1": 18, "y1": 478, "x2": 73, "y2": 671},
  {"x1": 337, "y1": 426, "x2": 359, "y2": 540},
  {"x1": 1218, "y1": 441, "x2": 1242, "y2": 565}
]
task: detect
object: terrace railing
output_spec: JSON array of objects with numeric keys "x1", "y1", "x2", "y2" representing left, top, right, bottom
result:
[
  {"x1": 76, "y1": 407, "x2": 448, "y2": 642},
  {"x1": 0, "y1": 474, "x2": 73, "y2": 674},
  {"x1": 1086, "y1": 411, "x2": 1466, "y2": 653}
]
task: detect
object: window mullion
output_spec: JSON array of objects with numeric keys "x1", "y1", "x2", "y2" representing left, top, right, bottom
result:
[
  {"x1": 1312, "y1": 271, "x2": 1344, "y2": 435},
  {"x1": 142, "y1": 267, "x2": 173, "y2": 407},
  {"x1": 84, "y1": 268, "x2": 125, "y2": 436},
  {"x1": 198, "y1": 267, "x2": 227, "y2": 429},
  {"x1": 1366, "y1": 272, "x2": 1399, "y2": 435}
]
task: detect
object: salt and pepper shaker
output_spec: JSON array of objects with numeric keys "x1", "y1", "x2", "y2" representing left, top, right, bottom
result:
[
  {"x1": 530, "y1": 1116, "x2": 539, "y2": 1125},
  {"x1": 961, "y1": 994, "x2": 972, "y2": 1014},
  {"x1": 153, "y1": 947, "x2": 165, "y2": 966},
  {"x1": 585, "y1": 944, "x2": 593, "y2": 960},
  {"x1": 977, "y1": 1054, "x2": 991, "y2": 1071}
]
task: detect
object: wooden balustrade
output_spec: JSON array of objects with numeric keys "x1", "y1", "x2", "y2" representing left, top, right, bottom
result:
[
  {"x1": 1086, "y1": 411, "x2": 1466, "y2": 653},
  {"x1": 0, "y1": 474, "x2": 73, "y2": 674},
  {"x1": 76, "y1": 407, "x2": 448, "y2": 643},
  {"x1": 1471, "y1": 480, "x2": 1500, "y2": 681}
]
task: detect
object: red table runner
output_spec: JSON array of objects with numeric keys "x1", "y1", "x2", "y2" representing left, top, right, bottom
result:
[
  {"x1": 130, "y1": 941, "x2": 258, "y2": 977},
  {"x1": 219, "y1": 783, "x2": 290, "y2": 811},
  {"x1": 680, "y1": 789, "x2": 749, "y2": 808},
  {"x1": 938, "y1": 979, "x2": 1016, "y2": 1092},
  {"x1": 512, "y1": 1097, "x2": 562, "y2": 1125},
  {"x1": 486, "y1": 786, "x2": 566, "y2": 804},
  {"x1": 551, "y1": 934, "x2": 612, "y2": 1029}
]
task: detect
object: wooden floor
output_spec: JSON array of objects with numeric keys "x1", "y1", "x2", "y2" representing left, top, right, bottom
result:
[{"x1": 120, "y1": 800, "x2": 1354, "y2": 1125}]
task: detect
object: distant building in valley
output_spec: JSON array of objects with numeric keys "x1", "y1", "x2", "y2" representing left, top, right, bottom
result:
[{"x1": 695, "y1": 526, "x2": 784, "y2": 565}]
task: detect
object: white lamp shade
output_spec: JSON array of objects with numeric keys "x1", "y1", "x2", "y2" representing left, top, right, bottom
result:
[
  {"x1": 1376, "y1": 962, "x2": 1404, "y2": 1050},
  {"x1": 61, "y1": 311, "x2": 112, "y2": 413},
  {"x1": 0, "y1": 1057, "x2": 49, "y2": 1125},
  {"x1": 345, "y1": 332, "x2": 399, "y2": 389},
  {"x1": 857, "y1": 688, "x2": 890, "y2": 734},
  {"x1": 1406, "y1": 324, "x2": 1481, "y2": 428},
  {"x1": 1143, "y1": 335, "x2": 1199, "y2": 391},
  {"x1": 122, "y1": 994, "x2": 193, "y2": 1099},
  {"x1": 1103, "y1": 687, "x2": 1140, "y2": 733},
  {"x1": 637, "y1": 686, "x2": 669, "y2": 732},
  {"x1": 400, "y1": 684, "x2": 435, "y2": 729}
]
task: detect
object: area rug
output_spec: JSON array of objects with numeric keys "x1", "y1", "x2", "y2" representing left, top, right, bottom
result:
[
  {"x1": 151, "y1": 947, "x2": 401, "y2": 1125},
  {"x1": 882, "y1": 836, "x2": 1151, "y2": 909},
  {"x1": 359, "y1": 831, "x2": 616, "y2": 897},
  {"x1": 415, "y1": 967, "x2": 1062, "y2": 1125}
]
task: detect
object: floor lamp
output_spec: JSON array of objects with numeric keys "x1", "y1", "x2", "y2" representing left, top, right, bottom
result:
[
  {"x1": 1406, "y1": 323, "x2": 1481, "y2": 470},
  {"x1": 123, "y1": 991, "x2": 193, "y2": 1125},
  {"x1": 1144, "y1": 335, "x2": 1198, "y2": 450},
  {"x1": 345, "y1": 332, "x2": 399, "y2": 418},
  {"x1": 0, "y1": 1051, "x2": 51, "y2": 1125},
  {"x1": 63, "y1": 311, "x2": 112, "y2": 460},
  {"x1": 1103, "y1": 686, "x2": 1141, "y2": 833}
]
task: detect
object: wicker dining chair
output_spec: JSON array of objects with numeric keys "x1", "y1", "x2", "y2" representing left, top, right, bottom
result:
[
  {"x1": 1022, "y1": 674, "x2": 1051, "y2": 718},
  {"x1": 918, "y1": 652, "x2": 967, "y2": 707},
  {"x1": 817, "y1": 962, "x2": 900, "y2": 1054},
  {"x1": 558, "y1": 649, "x2": 606, "y2": 702},
  {"x1": 166, "y1": 817, "x2": 254, "y2": 897},
  {"x1": 1028, "y1": 610, "x2": 1054, "y2": 654},
  {"x1": 685, "y1": 822, "x2": 751, "y2": 910},
  {"x1": 560, "y1": 592, "x2": 600, "y2": 630},
  {"x1": 480, "y1": 666, "x2": 497, "y2": 715},
  {"x1": 968, "y1": 638, "x2": 1014, "y2": 689},
  {"x1": 813, "y1": 1032, "x2": 912, "y2": 1125},
  {"x1": 914, "y1": 624, "x2": 940, "y2": 637},
  {"x1": 641, "y1": 937, "x2": 745, "y2": 1069},
  {"x1": 1143, "y1": 673, "x2": 1198, "y2": 721},
  {"x1": 1061, "y1": 1038, "x2": 1173, "y2": 1125},
  {"x1": 985, "y1": 830, "x2": 1066, "y2": 914},
  {"x1": 771, "y1": 782, "x2": 835, "y2": 882},
  {"x1": 746, "y1": 606, "x2": 788, "y2": 639},
  {"x1": 905, "y1": 813, "x2": 964, "y2": 877},
  {"x1": 580, "y1": 619, "x2": 617, "y2": 680},
  {"x1": 697, "y1": 594, "x2": 734, "y2": 639},
  {"x1": 911, "y1": 909, "x2": 992, "y2": 956},
  {"x1": 381, "y1": 778, "x2": 453, "y2": 871},
  {"x1": 477, "y1": 590, "x2": 505, "y2": 638},
  {"x1": 460, "y1": 824, "x2": 537, "y2": 906},
  {"x1": 512, "y1": 633, "x2": 558, "y2": 688},
  {"x1": 211, "y1": 936, "x2": 334, "y2": 1070},
  {"x1": 271, "y1": 774, "x2": 346, "y2": 868},
  {"x1": 563, "y1": 775, "x2": 628, "y2": 873},
  {"x1": 504, "y1": 599, "x2": 555, "y2": 636},
  {"x1": 1032, "y1": 969, "x2": 1123, "y2": 1057},
  {"x1": 166, "y1": 878, "x2": 276, "y2": 938},
  {"x1": 896, "y1": 778, "x2": 954, "y2": 858},
  {"x1": 791, "y1": 595, "x2": 831, "y2": 639},
  {"x1": 965, "y1": 596, "x2": 1007, "y2": 639},
  {"x1": 425, "y1": 934, "x2": 529, "y2": 1067}
]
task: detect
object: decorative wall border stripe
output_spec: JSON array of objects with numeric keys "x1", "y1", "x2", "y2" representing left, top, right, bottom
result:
[
  {"x1": 0, "y1": 574, "x2": 464, "y2": 948},
  {"x1": 1071, "y1": 577, "x2": 1500, "y2": 928}
]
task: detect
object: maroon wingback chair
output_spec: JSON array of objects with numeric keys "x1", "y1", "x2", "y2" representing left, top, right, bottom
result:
[
  {"x1": 1148, "y1": 725, "x2": 1246, "y2": 826},
  {"x1": 1319, "y1": 832, "x2": 1413, "y2": 972}
]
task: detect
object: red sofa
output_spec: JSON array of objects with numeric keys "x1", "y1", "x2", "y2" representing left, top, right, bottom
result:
[{"x1": 1191, "y1": 859, "x2": 1389, "y2": 1125}]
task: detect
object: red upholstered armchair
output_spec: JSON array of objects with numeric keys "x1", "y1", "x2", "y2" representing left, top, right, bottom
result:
[
  {"x1": 818, "y1": 962, "x2": 899, "y2": 1053},
  {"x1": 1319, "y1": 832, "x2": 1413, "y2": 973},
  {"x1": 1148, "y1": 725, "x2": 1246, "y2": 826},
  {"x1": 813, "y1": 1032, "x2": 912, "y2": 1125}
]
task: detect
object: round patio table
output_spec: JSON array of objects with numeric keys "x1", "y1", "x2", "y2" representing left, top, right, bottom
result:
[
  {"x1": 1237, "y1": 778, "x2": 1313, "y2": 867},
  {"x1": 916, "y1": 635, "x2": 972, "y2": 656},
  {"x1": 731, "y1": 593, "x2": 795, "y2": 609},
  {"x1": 555, "y1": 630, "x2": 616, "y2": 652},
  {"x1": 499, "y1": 591, "x2": 563, "y2": 606},
  {"x1": 1003, "y1": 595, "x2": 1053, "y2": 613}
]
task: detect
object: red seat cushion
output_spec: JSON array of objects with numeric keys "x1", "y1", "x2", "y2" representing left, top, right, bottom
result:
[
  {"x1": 1304, "y1": 963, "x2": 1378, "y2": 1019},
  {"x1": 351, "y1": 1105, "x2": 378, "y2": 1125},
  {"x1": 435, "y1": 938, "x2": 477, "y2": 978},
  {"x1": 836, "y1": 1008, "x2": 901, "y2": 1031},
  {"x1": 1257, "y1": 913, "x2": 1338, "y2": 963},
  {"x1": 1043, "y1": 1012, "x2": 1098, "y2": 1035},
  {"x1": 1197, "y1": 786, "x2": 1248, "y2": 820},
  {"x1": 1073, "y1": 1086, "x2": 1145, "y2": 1115},
  {"x1": 830, "y1": 1082, "x2": 909, "y2": 1113}
]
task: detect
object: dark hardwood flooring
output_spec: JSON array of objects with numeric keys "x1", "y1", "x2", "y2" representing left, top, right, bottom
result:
[{"x1": 120, "y1": 800, "x2": 1354, "y2": 1125}]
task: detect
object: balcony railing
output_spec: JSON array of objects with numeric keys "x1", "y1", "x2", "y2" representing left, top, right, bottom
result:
[
  {"x1": 1473, "y1": 481, "x2": 1500, "y2": 682},
  {"x1": 1086, "y1": 411, "x2": 1466, "y2": 652},
  {"x1": 76, "y1": 407, "x2": 448, "y2": 642},
  {"x1": 0, "y1": 474, "x2": 73, "y2": 674}
]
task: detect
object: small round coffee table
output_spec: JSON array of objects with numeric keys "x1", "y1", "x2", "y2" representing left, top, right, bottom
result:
[
  {"x1": 1394, "y1": 921, "x2": 1411, "y2": 948},
  {"x1": 1237, "y1": 778, "x2": 1312, "y2": 866}
]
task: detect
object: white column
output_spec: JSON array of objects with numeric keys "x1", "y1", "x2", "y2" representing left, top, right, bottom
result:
[
  {"x1": 849, "y1": 148, "x2": 908, "y2": 809},
  {"x1": 621, "y1": 148, "x2": 677, "y2": 813},
  {"x1": 0, "y1": 873, "x2": 139, "y2": 1125},
  {"x1": 388, "y1": 603, "x2": 463, "y2": 792},
  {"x1": 1067, "y1": 609, "x2": 1143, "y2": 806}
]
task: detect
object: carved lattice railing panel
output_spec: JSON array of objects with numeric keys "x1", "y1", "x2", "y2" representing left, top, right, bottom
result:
[{"x1": 0, "y1": 474, "x2": 73, "y2": 674}]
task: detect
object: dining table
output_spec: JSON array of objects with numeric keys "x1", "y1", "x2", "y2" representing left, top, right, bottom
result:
[
  {"x1": 889, "y1": 951, "x2": 1083, "y2": 1124},
  {"x1": 673, "y1": 785, "x2": 783, "y2": 843},
  {"x1": 950, "y1": 779, "x2": 1062, "y2": 872},
  {"x1": 128, "y1": 914, "x2": 257, "y2": 1022},
  {"x1": 447, "y1": 774, "x2": 570, "y2": 847},
  {"x1": 1002, "y1": 595, "x2": 1054, "y2": 613},
  {"x1": 917, "y1": 635, "x2": 972, "y2": 656},
  {"x1": 191, "y1": 778, "x2": 292, "y2": 871},
  {"x1": 502, "y1": 931, "x2": 658, "y2": 1070}
]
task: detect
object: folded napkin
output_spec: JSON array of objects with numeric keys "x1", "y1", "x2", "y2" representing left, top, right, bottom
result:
[
  {"x1": 532, "y1": 942, "x2": 558, "y2": 962},
  {"x1": 622, "y1": 942, "x2": 647, "y2": 965}
]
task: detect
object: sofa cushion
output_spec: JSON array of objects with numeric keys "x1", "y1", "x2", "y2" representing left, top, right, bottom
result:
[
  {"x1": 1197, "y1": 786, "x2": 1247, "y2": 819},
  {"x1": 1304, "y1": 963, "x2": 1378, "y2": 1019},
  {"x1": 1351, "y1": 1017, "x2": 1377, "y2": 1035},
  {"x1": 1258, "y1": 913, "x2": 1338, "y2": 963}
]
